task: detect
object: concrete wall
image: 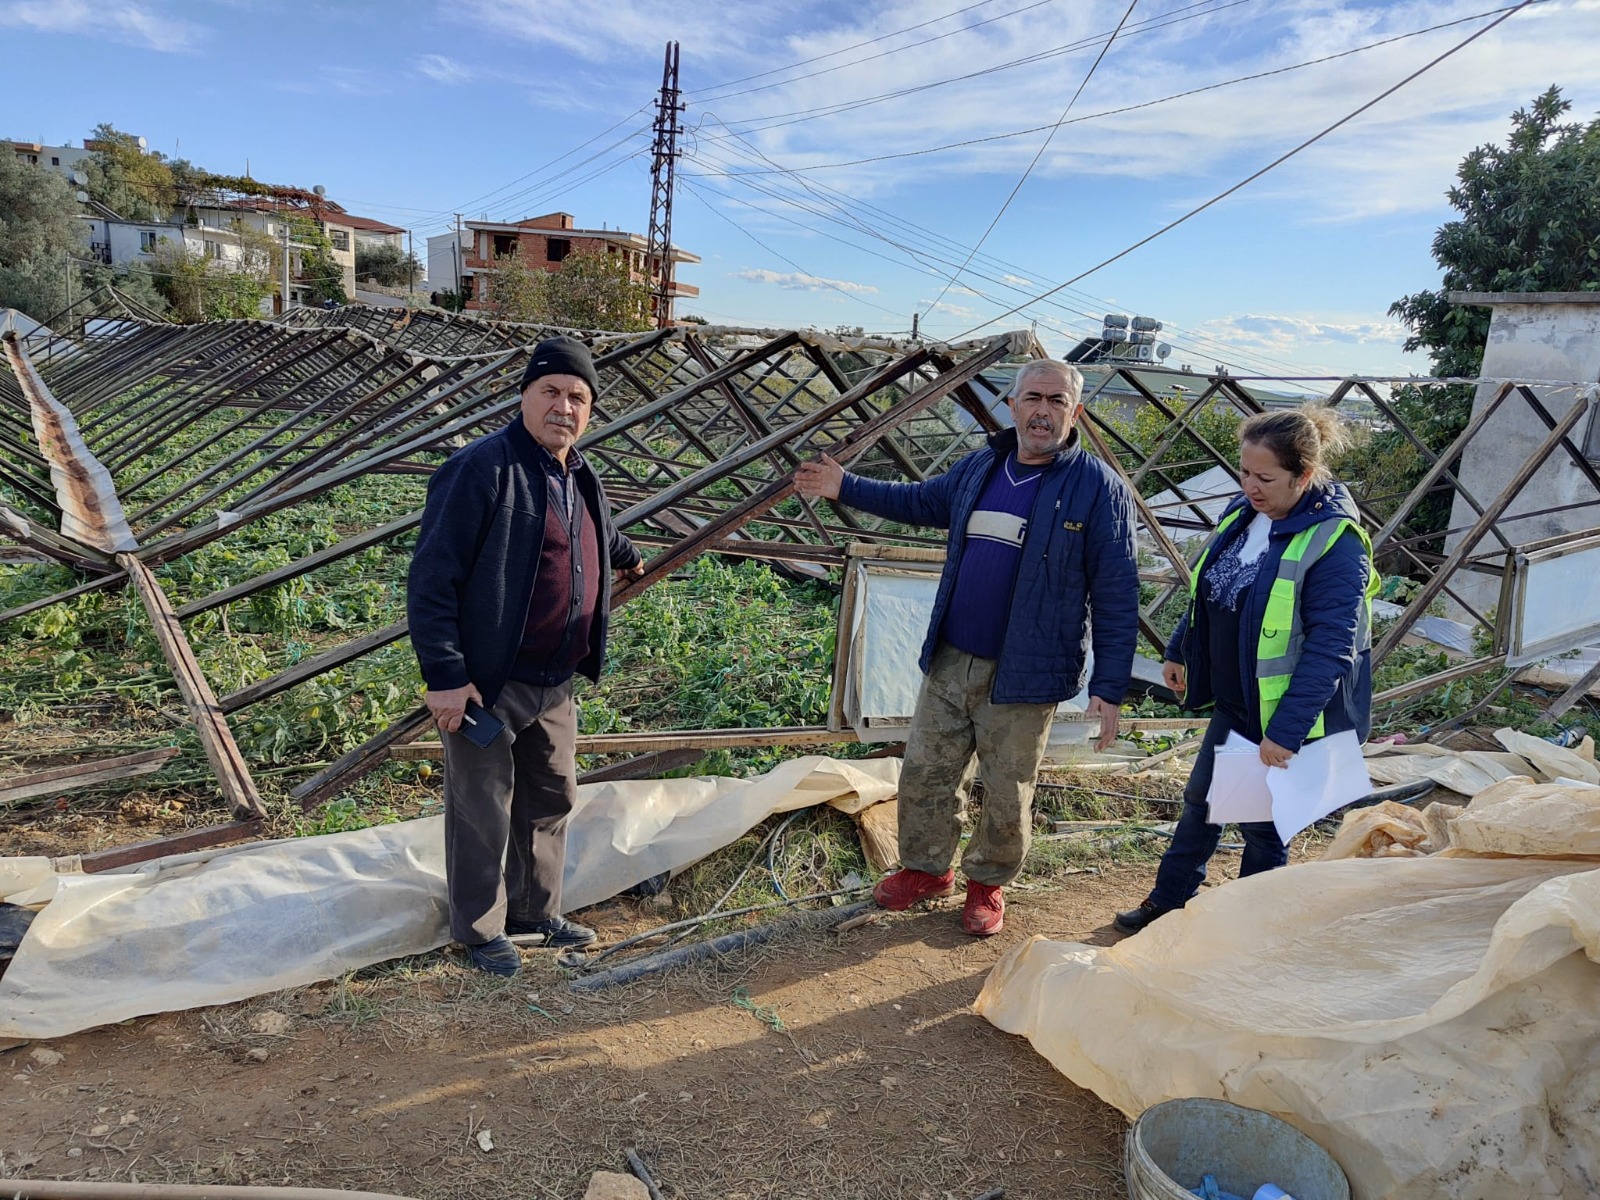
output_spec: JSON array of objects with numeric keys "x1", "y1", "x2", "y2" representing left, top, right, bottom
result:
[{"x1": 1443, "y1": 292, "x2": 1600, "y2": 616}]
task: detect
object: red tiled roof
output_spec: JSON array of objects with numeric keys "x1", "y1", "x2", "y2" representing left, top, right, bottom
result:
[{"x1": 340, "y1": 213, "x2": 406, "y2": 235}]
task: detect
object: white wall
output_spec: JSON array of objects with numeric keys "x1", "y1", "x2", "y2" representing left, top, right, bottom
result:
[
  {"x1": 1443, "y1": 293, "x2": 1600, "y2": 617},
  {"x1": 426, "y1": 232, "x2": 461, "y2": 295}
]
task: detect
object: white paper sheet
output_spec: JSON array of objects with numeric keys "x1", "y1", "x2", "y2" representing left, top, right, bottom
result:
[
  {"x1": 1205, "y1": 731, "x2": 1274, "y2": 824},
  {"x1": 1268, "y1": 729, "x2": 1372, "y2": 842}
]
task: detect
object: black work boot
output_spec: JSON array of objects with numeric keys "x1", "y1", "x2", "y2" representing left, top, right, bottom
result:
[
  {"x1": 507, "y1": 915, "x2": 598, "y2": 949},
  {"x1": 1113, "y1": 899, "x2": 1174, "y2": 934}
]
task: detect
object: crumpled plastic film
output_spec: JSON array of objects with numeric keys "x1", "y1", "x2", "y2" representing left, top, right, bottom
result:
[
  {"x1": 977, "y1": 780, "x2": 1600, "y2": 1199},
  {"x1": 0, "y1": 755, "x2": 898, "y2": 1039}
]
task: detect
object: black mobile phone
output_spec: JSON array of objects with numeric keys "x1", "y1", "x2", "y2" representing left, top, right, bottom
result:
[{"x1": 458, "y1": 699, "x2": 506, "y2": 749}]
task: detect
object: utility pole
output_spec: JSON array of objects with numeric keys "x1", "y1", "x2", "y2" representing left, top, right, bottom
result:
[
  {"x1": 280, "y1": 221, "x2": 292, "y2": 314},
  {"x1": 646, "y1": 41, "x2": 684, "y2": 330},
  {"x1": 454, "y1": 213, "x2": 464, "y2": 306},
  {"x1": 407, "y1": 229, "x2": 416, "y2": 298},
  {"x1": 910, "y1": 312, "x2": 919, "y2": 342},
  {"x1": 64, "y1": 250, "x2": 72, "y2": 334}
]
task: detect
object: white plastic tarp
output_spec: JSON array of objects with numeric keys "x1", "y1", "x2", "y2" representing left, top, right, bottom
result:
[
  {"x1": 976, "y1": 780, "x2": 1600, "y2": 1199},
  {"x1": 0, "y1": 755, "x2": 898, "y2": 1040}
]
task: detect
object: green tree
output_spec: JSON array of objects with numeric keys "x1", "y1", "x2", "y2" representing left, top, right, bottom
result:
[
  {"x1": 543, "y1": 247, "x2": 650, "y2": 331},
  {"x1": 1390, "y1": 86, "x2": 1600, "y2": 445},
  {"x1": 80, "y1": 124, "x2": 177, "y2": 221},
  {"x1": 354, "y1": 242, "x2": 421, "y2": 288},
  {"x1": 77, "y1": 259, "x2": 170, "y2": 318},
  {"x1": 0, "y1": 151, "x2": 86, "y2": 321},
  {"x1": 483, "y1": 249, "x2": 547, "y2": 321},
  {"x1": 150, "y1": 222, "x2": 275, "y2": 321},
  {"x1": 291, "y1": 216, "x2": 347, "y2": 306}
]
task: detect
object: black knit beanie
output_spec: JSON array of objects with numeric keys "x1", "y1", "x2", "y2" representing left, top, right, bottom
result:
[{"x1": 519, "y1": 335, "x2": 600, "y2": 399}]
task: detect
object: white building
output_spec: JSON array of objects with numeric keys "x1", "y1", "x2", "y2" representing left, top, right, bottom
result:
[{"x1": 80, "y1": 213, "x2": 250, "y2": 271}]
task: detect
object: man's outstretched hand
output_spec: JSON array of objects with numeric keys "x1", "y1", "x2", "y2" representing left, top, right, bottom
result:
[
  {"x1": 794, "y1": 453, "x2": 844, "y2": 501},
  {"x1": 426, "y1": 682, "x2": 483, "y2": 734}
]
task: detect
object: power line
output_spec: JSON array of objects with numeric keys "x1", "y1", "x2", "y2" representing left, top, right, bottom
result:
[
  {"x1": 922, "y1": 0, "x2": 1138, "y2": 322},
  {"x1": 692, "y1": 0, "x2": 1056, "y2": 103},
  {"x1": 952, "y1": 0, "x2": 1537, "y2": 340},
  {"x1": 685, "y1": 2, "x2": 1533, "y2": 178},
  {"x1": 694, "y1": 0, "x2": 1009, "y2": 94},
  {"x1": 691, "y1": 0, "x2": 1247, "y2": 146},
  {"x1": 688, "y1": 121, "x2": 1328, "y2": 375}
]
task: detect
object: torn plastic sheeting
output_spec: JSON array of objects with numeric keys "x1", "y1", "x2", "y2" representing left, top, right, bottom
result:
[
  {"x1": 977, "y1": 783, "x2": 1600, "y2": 1199},
  {"x1": 0, "y1": 755, "x2": 897, "y2": 1040}
]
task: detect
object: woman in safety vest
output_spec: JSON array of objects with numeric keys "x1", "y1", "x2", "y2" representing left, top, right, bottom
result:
[{"x1": 1114, "y1": 406, "x2": 1375, "y2": 933}]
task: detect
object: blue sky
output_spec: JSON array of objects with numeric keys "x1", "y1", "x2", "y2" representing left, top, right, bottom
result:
[{"x1": 4, "y1": 0, "x2": 1598, "y2": 378}]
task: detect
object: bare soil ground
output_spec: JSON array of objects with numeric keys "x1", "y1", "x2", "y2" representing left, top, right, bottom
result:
[{"x1": 0, "y1": 862, "x2": 1204, "y2": 1200}]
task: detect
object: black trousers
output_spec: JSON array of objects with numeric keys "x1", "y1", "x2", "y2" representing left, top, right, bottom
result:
[{"x1": 440, "y1": 678, "x2": 577, "y2": 944}]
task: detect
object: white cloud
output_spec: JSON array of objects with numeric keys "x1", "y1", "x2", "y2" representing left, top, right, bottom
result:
[
  {"x1": 735, "y1": 268, "x2": 878, "y2": 295},
  {"x1": 921, "y1": 299, "x2": 981, "y2": 320},
  {"x1": 1001, "y1": 273, "x2": 1035, "y2": 287},
  {"x1": 1198, "y1": 313, "x2": 1408, "y2": 356},
  {"x1": 417, "y1": 54, "x2": 471, "y2": 85},
  {"x1": 0, "y1": 0, "x2": 204, "y2": 50}
]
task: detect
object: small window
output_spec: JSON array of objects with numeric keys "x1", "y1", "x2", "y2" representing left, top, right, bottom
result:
[
  {"x1": 50, "y1": 156, "x2": 60, "y2": 166},
  {"x1": 329, "y1": 229, "x2": 350, "y2": 252},
  {"x1": 139, "y1": 231, "x2": 158, "y2": 252},
  {"x1": 493, "y1": 233, "x2": 517, "y2": 258},
  {"x1": 204, "y1": 239, "x2": 222, "y2": 259},
  {"x1": 547, "y1": 238, "x2": 570, "y2": 264}
]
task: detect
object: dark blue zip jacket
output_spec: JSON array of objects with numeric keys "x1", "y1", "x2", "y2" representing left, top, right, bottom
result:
[
  {"x1": 1165, "y1": 481, "x2": 1372, "y2": 751},
  {"x1": 838, "y1": 425, "x2": 1139, "y2": 705},
  {"x1": 407, "y1": 417, "x2": 641, "y2": 706}
]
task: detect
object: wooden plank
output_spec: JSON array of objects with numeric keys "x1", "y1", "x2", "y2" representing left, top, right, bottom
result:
[
  {"x1": 176, "y1": 510, "x2": 422, "y2": 618},
  {"x1": 0, "y1": 747, "x2": 179, "y2": 806},
  {"x1": 292, "y1": 704, "x2": 435, "y2": 810},
  {"x1": 218, "y1": 620, "x2": 409, "y2": 714},
  {"x1": 77, "y1": 819, "x2": 264, "y2": 873},
  {"x1": 577, "y1": 748, "x2": 701, "y2": 784},
  {"x1": 1373, "y1": 654, "x2": 1508, "y2": 706},
  {"x1": 116, "y1": 553, "x2": 266, "y2": 819},
  {"x1": 854, "y1": 799, "x2": 900, "y2": 873},
  {"x1": 392, "y1": 724, "x2": 861, "y2": 761}
]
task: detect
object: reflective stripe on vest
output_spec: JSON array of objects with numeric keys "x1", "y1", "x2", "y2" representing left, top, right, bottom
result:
[{"x1": 1187, "y1": 509, "x2": 1376, "y2": 740}]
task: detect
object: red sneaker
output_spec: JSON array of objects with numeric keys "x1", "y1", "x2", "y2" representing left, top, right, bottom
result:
[
  {"x1": 872, "y1": 868, "x2": 956, "y2": 911},
  {"x1": 962, "y1": 881, "x2": 1004, "y2": 936}
]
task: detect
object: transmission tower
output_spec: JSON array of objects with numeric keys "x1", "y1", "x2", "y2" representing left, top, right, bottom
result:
[{"x1": 646, "y1": 41, "x2": 684, "y2": 329}]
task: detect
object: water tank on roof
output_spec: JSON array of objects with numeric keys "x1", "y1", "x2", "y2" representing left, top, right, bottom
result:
[
  {"x1": 1131, "y1": 315, "x2": 1162, "y2": 332},
  {"x1": 1103, "y1": 313, "x2": 1130, "y2": 328}
]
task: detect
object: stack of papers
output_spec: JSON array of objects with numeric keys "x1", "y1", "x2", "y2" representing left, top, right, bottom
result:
[{"x1": 1207, "y1": 729, "x2": 1372, "y2": 842}]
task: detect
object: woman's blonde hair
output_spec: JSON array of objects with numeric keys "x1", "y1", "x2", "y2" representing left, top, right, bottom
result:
[{"x1": 1237, "y1": 405, "x2": 1348, "y2": 486}]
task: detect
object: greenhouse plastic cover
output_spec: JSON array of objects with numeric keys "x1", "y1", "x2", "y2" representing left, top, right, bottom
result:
[
  {"x1": 0, "y1": 754, "x2": 898, "y2": 1040},
  {"x1": 976, "y1": 777, "x2": 1600, "y2": 1199}
]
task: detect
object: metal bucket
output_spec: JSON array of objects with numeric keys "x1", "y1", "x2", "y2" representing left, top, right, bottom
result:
[{"x1": 1125, "y1": 1098, "x2": 1351, "y2": 1200}]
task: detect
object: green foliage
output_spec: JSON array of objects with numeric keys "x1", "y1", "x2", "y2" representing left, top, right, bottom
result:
[
  {"x1": 80, "y1": 123, "x2": 176, "y2": 221},
  {"x1": 77, "y1": 258, "x2": 170, "y2": 317},
  {"x1": 355, "y1": 242, "x2": 421, "y2": 287},
  {"x1": 1380, "y1": 86, "x2": 1600, "y2": 534},
  {"x1": 151, "y1": 228, "x2": 275, "y2": 321},
  {"x1": 483, "y1": 246, "x2": 650, "y2": 331},
  {"x1": 0, "y1": 150, "x2": 86, "y2": 320},
  {"x1": 291, "y1": 216, "x2": 348, "y2": 306},
  {"x1": 1096, "y1": 391, "x2": 1243, "y2": 496}
]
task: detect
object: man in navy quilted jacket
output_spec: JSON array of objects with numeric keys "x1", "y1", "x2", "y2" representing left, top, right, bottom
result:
[{"x1": 795, "y1": 360, "x2": 1138, "y2": 935}]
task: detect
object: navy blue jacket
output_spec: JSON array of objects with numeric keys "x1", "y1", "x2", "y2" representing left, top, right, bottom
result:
[
  {"x1": 407, "y1": 418, "x2": 641, "y2": 706},
  {"x1": 839, "y1": 426, "x2": 1139, "y2": 705},
  {"x1": 1166, "y1": 481, "x2": 1372, "y2": 751}
]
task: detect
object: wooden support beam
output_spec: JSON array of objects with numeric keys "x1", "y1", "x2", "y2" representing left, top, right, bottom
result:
[
  {"x1": 577, "y1": 748, "x2": 702, "y2": 784},
  {"x1": 292, "y1": 704, "x2": 435, "y2": 810},
  {"x1": 115, "y1": 553, "x2": 266, "y2": 819},
  {"x1": 77, "y1": 819, "x2": 264, "y2": 874},
  {"x1": 0, "y1": 747, "x2": 179, "y2": 807},
  {"x1": 1373, "y1": 654, "x2": 1508, "y2": 705},
  {"x1": 219, "y1": 621, "x2": 410, "y2": 714}
]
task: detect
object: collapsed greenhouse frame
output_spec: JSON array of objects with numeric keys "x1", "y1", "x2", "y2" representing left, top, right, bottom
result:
[{"x1": 2, "y1": 291, "x2": 1598, "y2": 869}]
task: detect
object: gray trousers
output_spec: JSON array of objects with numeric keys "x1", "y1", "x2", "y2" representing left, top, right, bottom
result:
[
  {"x1": 441, "y1": 678, "x2": 577, "y2": 944},
  {"x1": 898, "y1": 642, "x2": 1056, "y2": 887}
]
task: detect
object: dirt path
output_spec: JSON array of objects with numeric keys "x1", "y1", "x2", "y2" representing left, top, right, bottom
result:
[{"x1": 0, "y1": 864, "x2": 1177, "y2": 1200}]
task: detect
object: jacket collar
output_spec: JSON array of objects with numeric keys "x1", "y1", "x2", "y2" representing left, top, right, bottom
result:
[
  {"x1": 505, "y1": 415, "x2": 590, "y2": 478},
  {"x1": 1218, "y1": 479, "x2": 1359, "y2": 536}
]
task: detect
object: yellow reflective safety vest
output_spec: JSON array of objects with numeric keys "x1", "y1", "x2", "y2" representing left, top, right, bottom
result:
[{"x1": 1188, "y1": 506, "x2": 1379, "y2": 740}]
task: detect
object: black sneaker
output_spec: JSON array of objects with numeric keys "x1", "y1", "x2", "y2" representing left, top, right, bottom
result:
[
  {"x1": 1113, "y1": 899, "x2": 1174, "y2": 934},
  {"x1": 507, "y1": 916, "x2": 598, "y2": 949},
  {"x1": 465, "y1": 934, "x2": 521, "y2": 976}
]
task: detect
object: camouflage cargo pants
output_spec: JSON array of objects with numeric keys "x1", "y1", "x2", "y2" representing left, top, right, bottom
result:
[{"x1": 897, "y1": 641, "x2": 1055, "y2": 887}]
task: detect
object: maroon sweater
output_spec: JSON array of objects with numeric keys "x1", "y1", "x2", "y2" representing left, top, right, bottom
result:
[{"x1": 512, "y1": 458, "x2": 601, "y2": 685}]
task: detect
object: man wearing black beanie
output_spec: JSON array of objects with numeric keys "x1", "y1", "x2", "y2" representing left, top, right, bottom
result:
[{"x1": 408, "y1": 335, "x2": 644, "y2": 975}]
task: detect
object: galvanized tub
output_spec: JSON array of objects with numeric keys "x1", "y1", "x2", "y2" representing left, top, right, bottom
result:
[{"x1": 1125, "y1": 1098, "x2": 1351, "y2": 1200}]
